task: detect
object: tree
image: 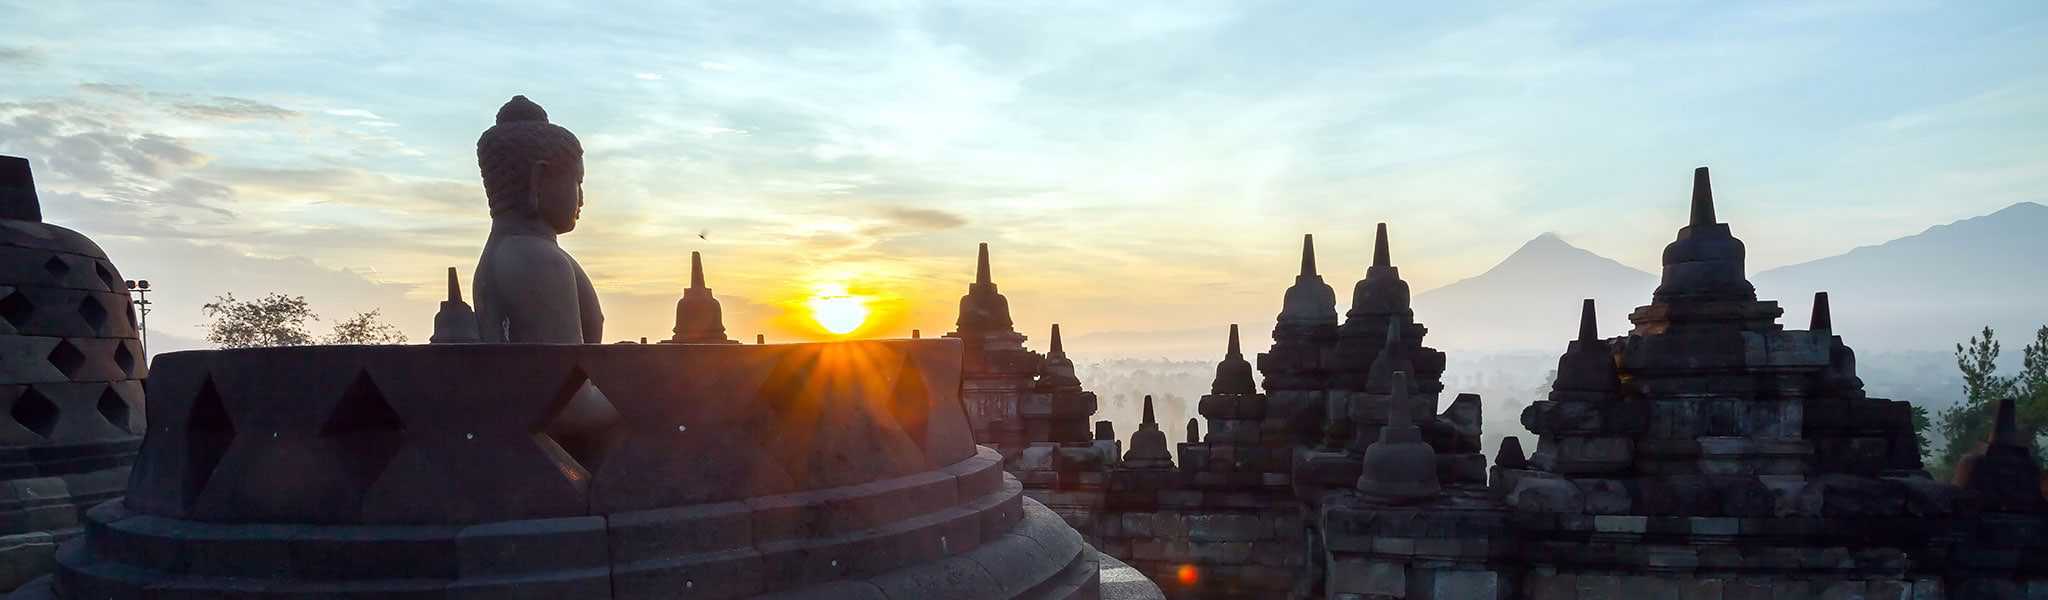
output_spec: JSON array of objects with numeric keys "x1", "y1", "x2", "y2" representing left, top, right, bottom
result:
[
  {"x1": 202, "y1": 293, "x2": 318, "y2": 349},
  {"x1": 1931, "y1": 325, "x2": 2048, "y2": 479},
  {"x1": 2017, "y1": 326, "x2": 2048, "y2": 434},
  {"x1": 201, "y1": 293, "x2": 408, "y2": 349},
  {"x1": 326, "y1": 309, "x2": 408, "y2": 345}
]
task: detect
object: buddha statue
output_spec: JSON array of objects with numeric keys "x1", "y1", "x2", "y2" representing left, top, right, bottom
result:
[
  {"x1": 473, "y1": 95, "x2": 604, "y2": 343},
  {"x1": 471, "y1": 96, "x2": 617, "y2": 455}
]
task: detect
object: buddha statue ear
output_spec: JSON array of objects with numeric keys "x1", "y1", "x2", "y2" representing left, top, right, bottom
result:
[{"x1": 526, "y1": 158, "x2": 551, "y2": 215}]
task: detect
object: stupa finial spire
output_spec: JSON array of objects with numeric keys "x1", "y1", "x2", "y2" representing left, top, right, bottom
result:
[
  {"x1": 1992, "y1": 397, "x2": 2022, "y2": 447},
  {"x1": 1142, "y1": 395, "x2": 1157, "y2": 426},
  {"x1": 1578, "y1": 299, "x2": 1598, "y2": 342},
  {"x1": 976, "y1": 242, "x2": 992, "y2": 285},
  {"x1": 1227, "y1": 323, "x2": 1242, "y2": 357},
  {"x1": 1050, "y1": 323, "x2": 1065, "y2": 355},
  {"x1": 1373, "y1": 223, "x2": 1391, "y2": 268},
  {"x1": 430, "y1": 266, "x2": 481, "y2": 344},
  {"x1": 689, "y1": 251, "x2": 706, "y2": 290},
  {"x1": 1387, "y1": 371, "x2": 1412, "y2": 427},
  {"x1": 1690, "y1": 166, "x2": 1716, "y2": 227},
  {"x1": 0, "y1": 155, "x2": 41, "y2": 222},
  {"x1": 1811, "y1": 291, "x2": 1832, "y2": 331},
  {"x1": 1300, "y1": 234, "x2": 1318, "y2": 277}
]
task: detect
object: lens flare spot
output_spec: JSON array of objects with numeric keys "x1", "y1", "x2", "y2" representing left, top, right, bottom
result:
[{"x1": 1176, "y1": 564, "x2": 1199, "y2": 586}]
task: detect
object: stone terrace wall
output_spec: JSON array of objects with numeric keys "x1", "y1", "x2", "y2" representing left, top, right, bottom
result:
[
  {"x1": 23, "y1": 341, "x2": 1108, "y2": 600},
  {"x1": 1095, "y1": 468, "x2": 1303, "y2": 600}
]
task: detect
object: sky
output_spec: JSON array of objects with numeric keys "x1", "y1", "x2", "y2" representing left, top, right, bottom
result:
[{"x1": 1, "y1": 0, "x2": 2043, "y2": 358}]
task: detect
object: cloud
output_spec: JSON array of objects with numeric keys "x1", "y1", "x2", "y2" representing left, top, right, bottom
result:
[
  {"x1": 171, "y1": 96, "x2": 301, "y2": 121},
  {"x1": 322, "y1": 108, "x2": 383, "y2": 120},
  {"x1": 0, "y1": 46, "x2": 43, "y2": 66},
  {"x1": 208, "y1": 165, "x2": 475, "y2": 215},
  {"x1": 634, "y1": 72, "x2": 663, "y2": 81},
  {"x1": 0, "y1": 105, "x2": 212, "y2": 185},
  {"x1": 873, "y1": 205, "x2": 968, "y2": 231}
]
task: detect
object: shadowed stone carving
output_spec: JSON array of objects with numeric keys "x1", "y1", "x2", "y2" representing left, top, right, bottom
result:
[
  {"x1": 1211, "y1": 324, "x2": 1255, "y2": 396},
  {"x1": 472, "y1": 95, "x2": 602, "y2": 345},
  {"x1": 1122, "y1": 396, "x2": 1174, "y2": 470},
  {"x1": 429, "y1": 267, "x2": 480, "y2": 343},
  {"x1": 0, "y1": 155, "x2": 145, "y2": 591},
  {"x1": 668, "y1": 251, "x2": 737, "y2": 344},
  {"x1": 1356, "y1": 371, "x2": 1439, "y2": 503},
  {"x1": 31, "y1": 341, "x2": 1110, "y2": 599},
  {"x1": 1953, "y1": 398, "x2": 2048, "y2": 512}
]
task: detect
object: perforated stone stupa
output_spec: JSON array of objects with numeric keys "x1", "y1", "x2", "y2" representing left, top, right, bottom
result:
[{"x1": 0, "y1": 156, "x2": 145, "y2": 591}]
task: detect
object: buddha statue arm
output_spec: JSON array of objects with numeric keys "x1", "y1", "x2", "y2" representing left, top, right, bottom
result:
[{"x1": 572, "y1": 258, "x2": 604, "y2": 344}]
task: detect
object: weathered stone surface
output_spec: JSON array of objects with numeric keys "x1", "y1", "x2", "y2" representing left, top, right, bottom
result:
[
  {"x1": 0, "y1": 155, "x2": 145, "y2": 591},
  {"x1": 33, "y1": 335, "x2": 1130, "y2": 599},
  {"x1": 1508, "y1": 477, "x2": 1585, "y2": 514}
]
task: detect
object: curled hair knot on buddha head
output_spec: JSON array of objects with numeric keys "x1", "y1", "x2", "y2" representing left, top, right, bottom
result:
[{"x1": 476, "y1": 95, "x2": 583, "y2": 219}]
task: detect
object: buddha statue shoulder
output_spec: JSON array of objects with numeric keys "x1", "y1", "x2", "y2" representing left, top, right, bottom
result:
[{"x1": 472, "y1": 96, "x2": 604, "y2": 343}]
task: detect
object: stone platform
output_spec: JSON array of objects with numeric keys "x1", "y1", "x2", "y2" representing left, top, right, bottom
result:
[{"x1": 16, "y1": 340, "x2": 1118, "y2": 599}]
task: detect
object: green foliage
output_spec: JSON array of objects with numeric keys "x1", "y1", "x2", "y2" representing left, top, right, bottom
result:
[
  {"x1": 2019, "y1": 326, "x2": 2048, "y2": 431},
  {"x1": 201, "y1": 293, "x2": 407, "y2": 349},
  {"x1": 1930, "y1": 325, "x2": 2048, "y2": 480}
]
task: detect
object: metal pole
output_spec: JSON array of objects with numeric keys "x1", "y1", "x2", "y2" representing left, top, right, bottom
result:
[{"x1": 126, "y1": 280, "x2": 151, "y2": 358}]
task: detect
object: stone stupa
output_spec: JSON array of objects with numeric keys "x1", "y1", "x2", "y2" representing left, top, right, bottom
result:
[
  {"x1": 0, "y1": 156, "x2": 146, "y2": 590},
  {"x1": 667, "y1": 251, "x2": 737, "y2": 344}
]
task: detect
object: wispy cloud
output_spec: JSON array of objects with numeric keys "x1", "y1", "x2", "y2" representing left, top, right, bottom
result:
[
  {"x1": 873, "y1": 205, "x2": 968, "y2": 231},
  {"x1": 171, "y1": 97, "x2": 300, "y2": 121},
  {"x1": 0, "y1": 46, "x2": 44, "y2": 66}
]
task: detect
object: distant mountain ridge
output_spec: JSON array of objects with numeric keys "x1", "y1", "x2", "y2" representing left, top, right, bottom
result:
[
  {"x1": 1412, "y1": 202, "x2": 2047, "y2": 353},
  {"x1": 1414, "y1": 232, "x2": 1655, "y2": 351},
  {"x1": 1754, "y1": 201, "x2": 2048, "y2": 350}
]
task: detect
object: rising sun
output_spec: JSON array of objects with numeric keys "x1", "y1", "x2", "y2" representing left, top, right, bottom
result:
[{"x1": 806, "y1": 286, "x2": 870, "y2": 335}]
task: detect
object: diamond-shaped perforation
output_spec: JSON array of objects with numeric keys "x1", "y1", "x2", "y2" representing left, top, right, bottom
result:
[
  {"x1": 538, "y1": 370, "x2": 622, "y2": 476},
  {"x1": 0, "y1": 291, "x2": 31, "y2": 328},
  {"x1": 98, "y1": 386, "x2": 131, "y2": 433},
  {"x1": 319, "y1": 371, "x2": 405, "y2": 493},
  {"x1": 42, "y1": 256, "x2": 68, "y2": 279},
  {"x1": 190, "y1": 378, "x2": 234, "y2": 434},
  {"x1": 78, "y1": 295, "x2": 108, "y2": 333},
  {"x1": 47, "y1": 340, "x2": 85, "y2": 378},
  {"x1": 322, "y1": 372, "x2": 404, "y2": 434},
  {"x1": 94, "y1": 262, "x2": 117, "y2": 292},
  {"x1": 113, "y1": 343, "x2": 136, "y2": 377},
  {"x1": 184, "y1": 377, "x2": 235, "y2": 505},
  {"x1": 12, "y1": 387, "x2": 58, "y2": 438}
]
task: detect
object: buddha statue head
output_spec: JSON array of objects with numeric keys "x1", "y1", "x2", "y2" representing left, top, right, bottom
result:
[{"x1": 477, "y1": 95, "x2": 585, "y2": 234}]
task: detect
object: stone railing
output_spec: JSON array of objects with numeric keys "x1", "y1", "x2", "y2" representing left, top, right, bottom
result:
[{"x1": 24, "y1": 340, "x2": 1114, "y2": 599}]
